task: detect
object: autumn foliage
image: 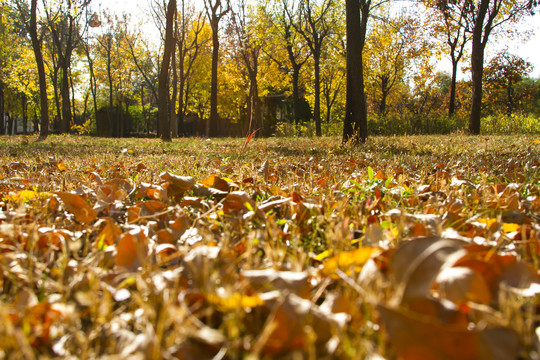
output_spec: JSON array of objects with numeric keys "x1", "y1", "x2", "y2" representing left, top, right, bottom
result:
[{"x1": 0, "y1": 134, "x2": 539, "y2": 358}]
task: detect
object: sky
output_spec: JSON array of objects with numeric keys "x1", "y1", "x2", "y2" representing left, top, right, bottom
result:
[{"x1": 96, "y1": 0, "x2": 540, "y2": 78}]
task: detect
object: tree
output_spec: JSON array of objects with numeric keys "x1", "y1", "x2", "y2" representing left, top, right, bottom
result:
[
  {"x1": 287, "y1": 0, "x2": 334, "y2": 136},
  {"x1": 229, "y1": 0, "x2": 263, "y2": 135},
  {"x1": 14, "y1": 0, "x2": 49, "y2": 138},
  {"x1": 467, "y1": 0, "x2": 535, "y2": 134},
  {"x1": 484, "y1": 50, "x2": 533, "y2": 115},
  {"x1": 159, "y1": 0, "x2": 177, "y2": 141},
  {"x1": 176, "y1": 3, "x2": 209, "y2": 136},
  {"x1": 424, "y1": 0, "x2": 471, "y2": 117},
  {"x1": 342, "y1": 0, "x2": 370, "y2": 143},
  {"x1": 204, "y1": 0, "x2": 230, "y2": 137},
  {"x1": 44, "y1": 0, "x2": 90, "y2": 133},
  {"x1": 263, "y1": 0, "x2": 310, "y2": 134}
]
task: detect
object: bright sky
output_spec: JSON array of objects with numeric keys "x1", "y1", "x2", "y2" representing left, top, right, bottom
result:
[{"x1": 96, "y1": 0, "x2": 540, "y2": 77}]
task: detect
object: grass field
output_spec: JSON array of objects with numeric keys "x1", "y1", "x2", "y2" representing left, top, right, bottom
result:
[{"x1": 0, "y1": 134, "x2": 539, "y2": 359}]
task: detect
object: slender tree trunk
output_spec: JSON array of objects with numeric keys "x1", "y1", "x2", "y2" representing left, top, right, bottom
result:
[
  {"x1": 52, "y1": 65, "x2": 61, "y2": 132},
  {"x1": 469, "y1": 42, "x2": 484, "y2": 134},
  {"x1": 22, "y1": 94, "x2": 28, "y2": 134},
  {"x1": 449, "y1": 59, "x2": 458, "y2": 116},
  {"x1": 0, "y1": 83, "x2": 4, "y2": 134},
  {"x1": 251, "y1": 72, "x2": 262, "y2": 133},
  {"x1": 292, "y1": 69, "x2": 301, "y2": 134},
  {"x1": 7, "y1": 113, "x2": 13, "y2": 135},
  {"x1": 29, "y1": 0, "x2": 49, "y2": 138},
  {"x1": 343, "y1": 0, "x2": 369, "y2": 143},
  {"x1": 60, "y1": 62, "x2": 71, "y2": 133},
  {"x1": 171, "y1": 26, "x2": 178, "y2": 138},
  {"x1": 158, "y1": 0, "x2": 176, "y2": 141},
  {"x1": 314, "y1": 53, "x2": 321, "y2": 136},
  {"x1": 70, "y1": 68, "x2": 77, "y2": 124},
  {"x1": 178, "y1": 51, "x2": 185, "y2": 136},
  {"x1": 468, "y1": 0, "x2": 490, "y2": 135},
  {"x1": 506, "y1": 80, "x2": 514, "y2": 116},
  {"x1": 208, "y1": 20, "x2": 220, "y2": 137}
]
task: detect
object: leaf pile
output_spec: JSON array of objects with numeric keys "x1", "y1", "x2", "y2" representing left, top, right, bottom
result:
[{"x1": 0, "y1": 134, "x2": 539, "y2": 358}]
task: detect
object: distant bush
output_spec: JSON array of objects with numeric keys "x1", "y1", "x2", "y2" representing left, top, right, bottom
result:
[{"x1": 482, "y1": 113, "x2": 540, "y2": 134}]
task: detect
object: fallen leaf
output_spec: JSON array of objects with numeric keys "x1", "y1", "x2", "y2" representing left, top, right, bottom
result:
[
  {"x1": 436, "y1": 266, "x2": 492, "y2": 304},
  {"x1": 390, "y1": 237, "x2": 467, "y2": 304},
  {"x1": 379, "y1": 304, "x2": 520, "y2": 360},
  {"x1": 56, "y1": 192, "x2": 97, "y2": 224}
]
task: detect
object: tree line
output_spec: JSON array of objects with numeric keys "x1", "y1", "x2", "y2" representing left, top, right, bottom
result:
[{"x1": 0, "y1": 0, "x2": 538, "y2": 142}]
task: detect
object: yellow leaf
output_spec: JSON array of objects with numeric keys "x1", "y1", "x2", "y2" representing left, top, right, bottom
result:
[
  {"x1": 502, "y1": 223, "x2": 520, "y2": 233},
  {"x1": 314, "y1": 249, "x2": 333, "y2": 261},
  {"x1": 207, "y1": 293, "x2": 265, "y2": 311},
  {"x1": 5, "y1": 190, "x2": 51, "y2": 203},
  {"x1": 321, "y1": 247, "x2": 378, "y2": 277},
  {"x1": 57, "y1": 162, "x2": 67, "y2": 171},
  {"x1": 477, "y1": 218, "x2": 497, "y2": 226}
]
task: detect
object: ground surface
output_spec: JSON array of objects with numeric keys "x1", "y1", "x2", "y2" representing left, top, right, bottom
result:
[{"x1": 0, "y1": 134, "x2": 539, "y2": 359}]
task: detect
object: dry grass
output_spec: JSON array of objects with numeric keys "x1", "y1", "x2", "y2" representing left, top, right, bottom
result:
[{"x1": 0, "y1": 134, "x2": 539, "y2": 359}]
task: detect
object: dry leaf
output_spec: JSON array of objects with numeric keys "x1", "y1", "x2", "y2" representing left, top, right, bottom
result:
[
  {"x1": 379, "y1": 304, "x2": 520, "y2": 360},
  {"x1": 242, "y1": 269, "x2": 310, "y2": 298},
  {"x1": 160, "y1": 172, "x2": 195, "y2": 189},
  {"x1": 390, "y1": 237, "x2": 467, "y2": 304},
  {"x1": 436, "y1": 266, "x2": 492, "y2": 304},
  {"x1": 56, "y1": 192, "x2": 97, "y2": 224}
]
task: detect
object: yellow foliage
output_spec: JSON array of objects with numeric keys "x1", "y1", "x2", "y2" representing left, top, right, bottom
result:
[
  {"x1": 5, "y1": 190, "x2": 52, "y2": 203},
  {"x1": 321, "y1": 247, "x2": 378, "y2": 278},
  {"x1": 207, "y1": 292, "x2": 265, "y2": 311}
]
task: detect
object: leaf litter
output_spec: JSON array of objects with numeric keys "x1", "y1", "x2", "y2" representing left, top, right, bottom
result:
[{"x1": 0, "y1": 134, "x2": 539, "y2": 358}]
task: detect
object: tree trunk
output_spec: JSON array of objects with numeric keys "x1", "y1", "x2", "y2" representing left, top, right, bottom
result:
[
  {"x1": 292, "y1": 69, "x2": 301, "y2": 134},
  {"x1": 449, "y1": 59, "x2": 458, "y2": 116},
  {"x1": 178, "y1": 53, "x2": 185, "y2": 136},
  {"x1": 379, "y1": 76, "x2": 388, "y2": 116},
  {"x1": 343, "y1": 0, "x2": 369, "y2": 143},
  {"x1": 208, "y1": 20, "x2": 220, "y2": 137},
  {"x1": 158, "y1": 0, "x2": 176, "y2": 142},
  {"x1": 506, "y1": 79, "x2": 514, "y2": 116},
  {"x1": 29, "y1": 0, "x2": 49, "y2": 138},
  {"x1": 468, "y1": 0, "x2": 490, "y2": 135},
  {"x1": 52, "y1": 64, "x2": 61, "y2": 132},
  {"x1": 314, "y1": 53, "x2": 321, "y2": 136},
  {"x1": 171, "y1": 28, "x2": 178, "y2": 138},
  {"x1": 0, "y1": 82, "x2": 4, "y2": 134},
  {"x1": 60, "y1": 62, "x2": 71, "y2": 133},
  {"x1": 7, "y1": 113, "x2": 13, "y2": 135},
  {"x1": 22, "y1": 94, "x2": 28, "y2": 134}
]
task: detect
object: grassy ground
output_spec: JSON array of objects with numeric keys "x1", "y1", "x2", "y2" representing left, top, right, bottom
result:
[{"x1": 0, "y1": 134, "x2": 539, "y2": 359}]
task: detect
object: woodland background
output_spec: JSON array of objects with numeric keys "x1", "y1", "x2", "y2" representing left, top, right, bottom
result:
[{"x1": 0, "y1": 0, "x2": 539, "y2": 141}]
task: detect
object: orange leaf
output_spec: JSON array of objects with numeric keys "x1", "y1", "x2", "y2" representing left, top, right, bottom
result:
[
  {"x1": 95, "y1": 219, "x2": 122, "y2": 249},
  {"x1": 202, "y1": 174, "x2": 230, "y2": 192},
  {"x1": 56, "y1": 192, "x2": 97, "y2": 224},
  {"x1": 116, "y1": 233, "x2": 138, "y2": 269}
]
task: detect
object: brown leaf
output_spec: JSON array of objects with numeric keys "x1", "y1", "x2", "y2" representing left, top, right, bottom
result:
[
  {"x1": 241, "y1": 269, "x2": 310, "y2": 298},
  {"x1": 390, "y1": 237, "x2": 467, "y2": 304},
  {"x1": 56, "y1": 192, "x2": 97, "y2": 224},
  {"x1": 436, "y1": 267, "x2": 492, "y2": 304},
  {"x1": 160, "y1": 171, "x2": 195, "y2": 189},
  {"x1": 379, "y1": 304, "x2": 520, "y2": 360},
  {"x1": 261, "y1": 292, "x2": 347, "y2": 355}
]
